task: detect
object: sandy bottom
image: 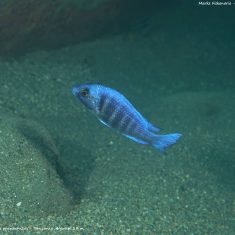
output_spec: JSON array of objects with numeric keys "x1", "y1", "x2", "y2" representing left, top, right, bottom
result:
[{"x1": 0, "y1": 23, "x2": 234, "y2": 234}]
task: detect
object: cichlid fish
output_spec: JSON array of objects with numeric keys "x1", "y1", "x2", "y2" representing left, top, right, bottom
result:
[{"x1": 72, "y1": 83, "x2": 182, "y2": 153}]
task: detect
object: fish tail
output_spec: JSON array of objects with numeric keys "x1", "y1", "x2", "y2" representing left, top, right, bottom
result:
[{"x1": 152, "y1": 133, "x2": 182, "y2": 153}]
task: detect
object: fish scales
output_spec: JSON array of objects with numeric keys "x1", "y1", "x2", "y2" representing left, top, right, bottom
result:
[{"x1": 98, "y1": 91, "x2": 140, "y2": 135}]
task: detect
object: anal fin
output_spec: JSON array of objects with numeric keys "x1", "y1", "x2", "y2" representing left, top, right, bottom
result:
[
  {"x1": 123, "y1": 134, "x2": 149, "y2": 145},
  {"x1": 147, "y1": 122, "x2": 161, "y2": 133}
]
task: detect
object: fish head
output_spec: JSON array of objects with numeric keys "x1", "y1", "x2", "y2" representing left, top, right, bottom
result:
[{"x1": 72, "y1": 83, "x2": 100, "y2": 111}]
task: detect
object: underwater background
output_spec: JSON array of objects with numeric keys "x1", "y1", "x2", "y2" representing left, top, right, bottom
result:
[{"x1": 0, "y1": 0, "x2": 234, "y2": 234}]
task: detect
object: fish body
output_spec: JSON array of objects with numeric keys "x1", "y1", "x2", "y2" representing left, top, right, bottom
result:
[{"x1": 72, "y1": 83, "x2": 182, "y2": 152}]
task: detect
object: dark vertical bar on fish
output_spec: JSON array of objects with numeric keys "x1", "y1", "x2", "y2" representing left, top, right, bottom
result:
[
  {"x1": 102, "y1": 96, "x2": 116, "y2": 124},
  {"x1": 108, "y1": 103, "x2": 123, "y2": 128},
  {"x1": 98, "y1": 93, "x2": 107, "y2": 113}
]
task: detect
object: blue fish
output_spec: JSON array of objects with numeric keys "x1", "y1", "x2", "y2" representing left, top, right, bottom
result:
[{"x1": 72, "y1": 84, "x2": 182, "y2": 153}]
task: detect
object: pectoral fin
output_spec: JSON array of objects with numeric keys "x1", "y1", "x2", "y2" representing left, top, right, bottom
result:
[{"x1": 98, "y1": 118, "x2": 111, "y2": 128}]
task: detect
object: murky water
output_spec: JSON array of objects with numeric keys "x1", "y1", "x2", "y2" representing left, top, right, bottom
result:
[{"x1": 0, "y1": 1, "x2": 234, "y2": 234}]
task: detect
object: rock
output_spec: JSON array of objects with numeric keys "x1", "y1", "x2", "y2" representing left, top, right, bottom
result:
[
  {"x1": 0, "y1": 0, "x2": 157, "y2": 57},
  {"x1": 0, "y1": 0, "x2": 118, "y2": 57},
  {"x1": 0, "y1": 116, "x2": 73, "y2": 222}
]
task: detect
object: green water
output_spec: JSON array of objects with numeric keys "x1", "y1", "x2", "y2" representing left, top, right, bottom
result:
[{"x1": 0, "y1": 1, "x2": 234, "y2": 234}]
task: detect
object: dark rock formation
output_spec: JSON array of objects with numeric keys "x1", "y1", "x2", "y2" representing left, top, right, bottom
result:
[{"x1": 0, "y1": 0, "x2": 157, "y2": 57}]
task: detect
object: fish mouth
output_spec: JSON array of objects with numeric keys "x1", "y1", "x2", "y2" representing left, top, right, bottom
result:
[{"x1": 72, "y1": 86, "x2": 79, "y2": 96}]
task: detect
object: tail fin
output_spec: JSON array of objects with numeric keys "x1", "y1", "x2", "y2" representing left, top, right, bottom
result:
[{"x1": 152, "y1": 133, "x2": 182, "y2": 153}]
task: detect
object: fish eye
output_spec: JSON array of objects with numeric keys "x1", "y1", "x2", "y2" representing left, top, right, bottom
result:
[{"x1": 81, "y1": 88, "x2": 89, "y2": 97}]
